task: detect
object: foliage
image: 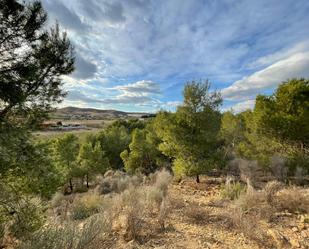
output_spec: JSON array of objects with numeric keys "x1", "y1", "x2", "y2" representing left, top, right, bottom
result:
[
  {"x1": 72, "y1": 194, "x2": 102, "y2": 220},
  {"x1": 121, "y1": 124, "x2": 168, "y2": 174},
  {"x1": 97, "y1": 125, "x2": 131, "y2": 170},
  {"x1": 19, "y1": 214, "x2": 111, "y2": 249},
  {"x1": 52, "y1": 134, "x2": 79, "y2": 192},
  {"x1": 254, "y1": 78, "x2": 309, "y2": 147},
  {"x1": 155, "y1": 80, "x2": 222, "y2": 182},
  {"x1": 220, "y1": 181, "x2": 246, "y2": 200},
  {"x1": 78, "y1": 140, "x2": 109, "y2": 187},
  {"x1": 0, "y1": 0, "x2": 74, "y2": 126}
]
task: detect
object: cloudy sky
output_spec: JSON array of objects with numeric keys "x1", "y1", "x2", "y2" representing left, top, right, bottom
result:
[{"x1": 41, "y1": 0, "x2": 309, "y2": 112}]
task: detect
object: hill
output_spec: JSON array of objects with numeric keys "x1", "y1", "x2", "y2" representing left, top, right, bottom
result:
[{"x1": 53, "y1": 107, "x2": 150, "y2": 120}]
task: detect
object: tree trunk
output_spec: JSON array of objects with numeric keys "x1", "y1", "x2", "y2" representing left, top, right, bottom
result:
[
  {"x1": 69, "y1": 178, "x2": 73, "y2": 193},
  {"x1": 196, "y1": 174, "x2": 200, "y2": 183},
  {"x1": 86, "y1": 173, "x2": 89, "y2": 188}
]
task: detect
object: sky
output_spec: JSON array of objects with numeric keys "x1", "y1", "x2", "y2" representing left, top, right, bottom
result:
[{"x1": 41, "y1": 0, "x2": 309, "y2": 113}]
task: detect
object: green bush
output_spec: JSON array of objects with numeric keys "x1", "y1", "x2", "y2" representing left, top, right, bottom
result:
[{"x1": 220, "y1": 181, "x2": 246, "y2": 200}]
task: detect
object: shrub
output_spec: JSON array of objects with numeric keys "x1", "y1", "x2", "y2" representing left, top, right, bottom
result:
[
  {"x1": 263, "y1": 181, "x2": 282, "y2": 204},
  {"x1": 19, "y1": 214, "x2": 111, "y2": 249},
  {"x1": 158, "y1": 198, "x2": 169, "y2": 230},
  {"x1": 185, "y1": 205, "x2": 208, "y2": 225},
  {"x1": 270, "y1": 156, "x2": 287, "y2": 181},
  {"x1": 74, "y1": 185, "x2": 88, "y2": 193},
  {"x1": 154, "y1": 169, "x2": 172, "y2": 197},
  {"x1": 294, "y1": 166, "x2": 307, "y2": 185},
  {"x1": 220, "y1": 180, "x2": 245, "y2": 200},
  {"x1": 50, "y1": 192, "x2": 65, "y2": 208},
  {"x1": 228, "y1": 208, "x2": 274, "y2": 247},
  {"x1": 72, "y1": 194, "x2": 102, "y2": 220},
  {"x1": 275, "y1": 187, "x2": 309, "y2": 214},
  {"x1": 235, "y1": 186, "x2": 275, "y2": 221},
  {"x1": 121, "y1": 187, "x2": 145, "y2": 241},
  {"x1": 10, "y1": 197, "x2": 45, "y2": 239}
]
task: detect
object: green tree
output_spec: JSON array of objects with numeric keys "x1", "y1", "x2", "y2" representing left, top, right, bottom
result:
[
  {"x1": 78, "y1": 141, "x2": 109, "y2": 188},
  {"x1": 52, "y1": 134, "x2": 79, "y2": 192},
  {"x1": 97, "y1": 125, "x2": 131, "y2": 169},
  {"x1": 121, "y1": 124, "x2": 168, "y2": 174},
  {"x1": 155, "y1": 80, "x2": 222, "y2": 182},
  {"x1": 0, "y1": 0, "x2": 74, "y2": 239},
  {"x1": 220, "y1": 111, "x2": 245, "y2": 159},
  {"x1": 254, "y1": 78, "x2": 309, "y2": 149}
]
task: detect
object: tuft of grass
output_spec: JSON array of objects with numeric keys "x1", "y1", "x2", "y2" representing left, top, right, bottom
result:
[
  {"x1": 72, "y1": 194, "x2": 102, "y2": 220},
  {"x1": 220, "y1": 181, "x2": 246, "y2": 200}
]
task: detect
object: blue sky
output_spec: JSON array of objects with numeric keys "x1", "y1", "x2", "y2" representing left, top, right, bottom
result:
[{"x1": 41, "y1": 0, "x2": 309, "y2": 112}]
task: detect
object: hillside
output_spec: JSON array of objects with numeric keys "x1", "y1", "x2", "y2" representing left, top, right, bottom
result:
[{"x1": 53, "y1": 107, "x2": 149, "y2": 120}]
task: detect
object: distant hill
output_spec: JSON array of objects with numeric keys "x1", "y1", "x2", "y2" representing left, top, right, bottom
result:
[{"x1": 52, "y1": 107, "x2": 150, "y2": 120}]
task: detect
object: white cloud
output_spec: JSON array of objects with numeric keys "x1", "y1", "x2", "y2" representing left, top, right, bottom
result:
[
  {"x1": 224, "y1": 99, "x2": 256, "y2": 113},
  {"x1": 222, "y1": 51, "x2": 309, "y2": 100},
  {"x1": 113, "y1": 80, "x2": 160, "y2": 94}
]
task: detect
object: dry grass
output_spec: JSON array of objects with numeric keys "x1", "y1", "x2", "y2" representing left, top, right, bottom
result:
[
  {"x1": 72, "y1": 194, "x2": 103, "y2": 220},
  {"x1": 275, "y1": 186, "x2": 309, "y2": 214}
]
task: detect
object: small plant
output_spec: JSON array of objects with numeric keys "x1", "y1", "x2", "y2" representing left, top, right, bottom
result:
[
  {"x1": 304, "y1": 215, "x2": 309, "y2": 223},
  {"x1": 19, "y1": 214, "x2": 111, "y2": 249},
  {"x1": 50, "y1": 192, "x2": 65, "y2": 208},
  {"x1": 185, "y1": 205, "x2": 208, "y2": 225},
  {"x1": 72, "y1": 194, "x2": 102, "y2": 220},
  {"x1": 276, "y1": 187, "x2": 309, "y2": 214},
  {"x1": 220, "y1": 181, "x2": 245, "y2": 200}
]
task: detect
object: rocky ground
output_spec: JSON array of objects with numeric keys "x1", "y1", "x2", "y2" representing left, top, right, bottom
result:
[{"x1": 108, "y1": 177, "x2": 309, "y2": 249}]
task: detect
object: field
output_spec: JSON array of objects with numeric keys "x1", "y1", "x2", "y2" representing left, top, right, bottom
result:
[{"x1": 33, "y1": 119, "x2": 114, "y2": 140}]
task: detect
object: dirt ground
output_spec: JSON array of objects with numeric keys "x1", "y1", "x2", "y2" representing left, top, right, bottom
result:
[{"x1": 106, "y1": 177, "x2": 309, "y2": 249}]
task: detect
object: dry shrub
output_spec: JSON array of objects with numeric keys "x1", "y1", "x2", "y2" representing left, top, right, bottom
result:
[
  {"x1": 99, "y1": 172, "x2": 144, "y2": 195},
  {"x1": 294, "y1": 166, "x2": 307, "y2": 185},
  {"x1": 105, "y1": 169, "x2": 172, "y2": 240},
  {"x1": 19, "y1": 214, "x2": 111, "y2": 249},
  {"x1": 153, "y1": 169, "x2": 172, "y2": 196},
  {"x1": 228, "y1": 208, "x2": 274, "y2": 248},
  {"x1": 235, "y1": 187, "x2": 275, "y2": 221},
  {"x1": 264, "y1": 181, "x2": 283, "y2": 204},
  {"x1": 275, "y1": 187, "x2": 309, "y2": 214},
  {"x1": 270, "y1": 156, "x2": 287, "y2": 181},
  {"x1": 158, "y1": 198, "x2": 170, "y2": 230},
  {"x1": 72, "y1": 194, "x2": 103, "y2": 220},
  {"x1": 120, "y1": 187, "x2": 145, "y2": 241},
  {"x1": 51, "y1": 192, "x2": 65, "y2": 208},
  {"x1": 185, "y1": 205, "x2": 208, "y2": 225},
  {"x1": 234, "y1": 158, "x2": 265, "y2": 186}
]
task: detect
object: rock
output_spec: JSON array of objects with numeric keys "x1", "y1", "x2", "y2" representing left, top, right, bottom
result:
[
  {"x1": 289, "y1": 237, "x2": 300, "y2": 248},
  {"x1": 267, "y1": 229, "x2": 291, "y2": 249},
  {"x1": 292, "y1": 227, "x2": 298, "y2": 232},
  {"x1": 301, "y1": 230, "x2": 309, "y2": 238}
]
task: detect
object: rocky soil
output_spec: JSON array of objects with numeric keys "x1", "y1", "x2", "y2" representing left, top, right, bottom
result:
[{"x1": 108, "y1": 177, "x2": 309, "y2": 249}]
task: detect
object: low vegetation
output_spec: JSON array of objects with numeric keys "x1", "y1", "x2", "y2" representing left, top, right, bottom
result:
[{"x1": 0, "y1": 1, "x2": 308, "y2": 248}]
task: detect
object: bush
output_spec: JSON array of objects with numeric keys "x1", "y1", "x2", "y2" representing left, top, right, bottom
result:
[
  {"x1": 121, "y1": 187, "x2": 145, "y2": 241},
  {"x1": 72, "y1": 194, "x2": 102, "y2": 220},
  {"x1": 220, "y1": 180, "x2": 245, "y2": 200},
  {"x1": 9, "y1": 197, "x2": 45, "y2": 239},
  {"x1": 74, "y1": 185, "x2": 88, "y2": 193},
  {"x1": 153, "y1": 169, "x2": 172, "y2": 197},
  {"x1": 50, "y1": 192, "x2": 65, "y2": 208},
  {"x1": 185, "y1": 205, "x2": 208, "y2": 225},
  {"x1": 19, "y1": 214, "x2": 111, "y2": 249},
  {"x1": 275, "y1": 187, "x2": 309, "y2": 214},
  {"x1": 228, "y1": 208, "x2": 274, "y2": 247},
  {"x1": 235, "y1": 185, "x2": 275, "y2": 221}
]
